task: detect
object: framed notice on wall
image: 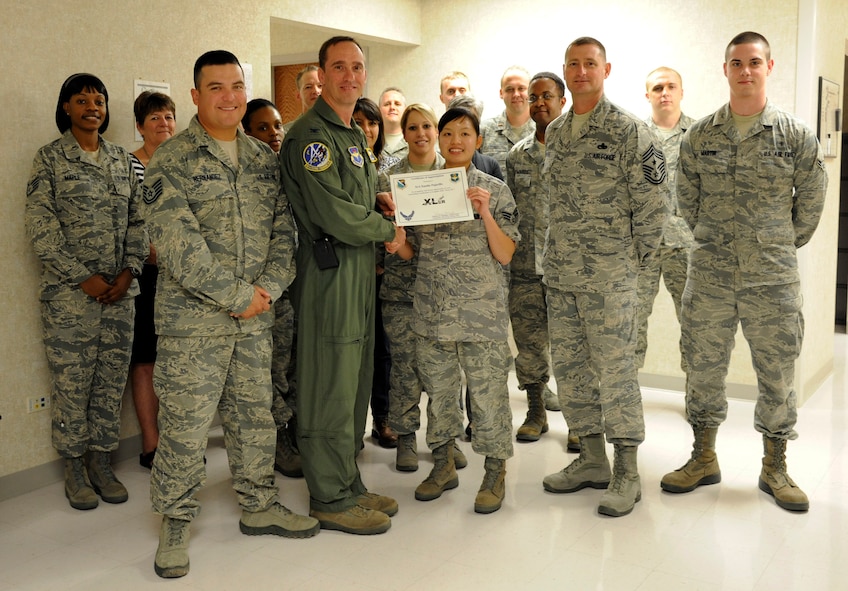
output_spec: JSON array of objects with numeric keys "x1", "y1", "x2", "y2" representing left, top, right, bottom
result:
[
  {"x1": 133, "y1": 79, "x2": 171, "y2": 142},
  {"x1": 817, "y1": 76, "x2": 840, "y2": 158}
]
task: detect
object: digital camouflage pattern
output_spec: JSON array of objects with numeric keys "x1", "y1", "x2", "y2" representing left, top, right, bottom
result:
[
  {"x1": 142, "y1": 116, "x2": 296, "y2": 337},
  {"x1": 26, "y1": 131, "x2": 146, "y2": 299},
  {"x1": 677, "y1": 101, "x2": 826, "y2": 437},
  {"x1": 417, "y1": 339, "x2": 514, "y2": 459},
  {"x1": 143, "y1": 115, "x2": 296, "y2": 518},
  {"x1": 413, "y1": 165, "x2": 518, "y2": 459},
  {"x1": 547, "y1": 289, "x2": 645, "y2": 445},
  {"x1": 26, "y1": 132, "x2": 146, "y2": 457},
  {"x1": 481, "y1": 111, "x2": 535, "y2": 172},
  {"x1": 542, "y1": 95, "x2": 668, "y2": 293},
  {"x1": 152, "y1": 332, "x2": 278, "y2": 519},
  {"x1": 412, "y1": 165, "x2": 520, "y2": 342},
  {"x1": 635, "y1": 113, "x2": 696, "y2": 368},
  {"x1": 271, "y1": 292, "x2": 296, "y2": 427},
  {"x1": 378, "y1": 155, "x2": 444, "y2": 435},
  {"x1": 507, "y1": 136, "x2": 552, "y2": 387},
  {"x1": 542, "y1": 95, "x2": 668, "y2": 446}
]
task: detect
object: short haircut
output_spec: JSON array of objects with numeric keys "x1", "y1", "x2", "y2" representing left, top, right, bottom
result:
[
  {"x1": 133, "y1": 91, "x2": 176, "y2": 127},
  {"x1": 55, "y1": 73, "x2": 110, "y2": 134},
  {"x1": 726, "y1": 31, "x2": 771, "y2": 62},
  {"x1": 529, "y1": 71, "x2": 565, "y2": 97},
  {"x1": 401, "y1": 103, "x2": 438, "y2": 132},
  {"x1": 353, "y1": 97, "x2": 386, "y2": 157},
  {"x1": 242, "y1": 98, "x2": 278, "y2": 132},
  {"x1": 438, "y1": 106, "x2": 480, "y2": 136},
  {"x1": 193, "y1": 50, "x2": 242, "y2": 89},
  {"x1": 565, "y1": 36, "x2": 607, "y2": 62},
  {"x1": 380, "y1": 87, "x2": 406, "y2": 103},
  {"x1": 448, "y1": 94, "x2": 484, "y2": 118},
  {"x1": 645, "y1": 66, "x2": 683, "y2": 90},
  {"x1": 500, "y1": 65, "x2": 531, "y2": 87},
  {"x1": 440, "y1": 71, "x2": 470, "y2": 93},
  {"x1": 295, "y1": 65, "x2": 320, "y2": 90},
  {"x1": 318, "y1": 36, "x2": 363, "y2": 70}
]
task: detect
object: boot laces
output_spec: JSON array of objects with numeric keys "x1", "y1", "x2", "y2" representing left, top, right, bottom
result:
[
  {"x1": 481, "y1": 462, "x2": 501, "y2": 490},
  {"x1": 166, "y1": 519, "x2": 188, "y2": 546}
]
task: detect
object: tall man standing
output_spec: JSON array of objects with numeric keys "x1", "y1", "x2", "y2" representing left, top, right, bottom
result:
[
  {"x1": 635, "y1": 67, "x2": 695, "y2": 371},
  {"x1": 144, "y1": 50, "x2": 318, "y2": 579},
  {"x1": 662, "y1": 32, "x2": 826, "y2": 512},
  {"x1": 281, "y1": 36, "x2": 406, "y2": 535},
  {"x1": 506, "y1": 71, "x2": 568, "y2": 441},
  {"x1": 482, "y1": 66, "x2": 536, "y2": 172},
  {"x1": 541, "y1": 37, "x2": 668, "y2": 517}
]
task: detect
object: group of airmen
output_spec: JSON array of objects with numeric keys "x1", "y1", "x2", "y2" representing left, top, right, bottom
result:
[{"x1": 25, "y1": 29, "x2": 826, "y2": 580}]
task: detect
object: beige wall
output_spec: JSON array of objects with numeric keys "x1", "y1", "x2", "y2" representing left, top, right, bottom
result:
[{"x1": 1, "y1": 0, "x2": 845, "y2": 484}]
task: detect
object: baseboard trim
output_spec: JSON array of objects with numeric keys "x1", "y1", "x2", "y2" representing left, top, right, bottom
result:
[{"x1": 0, "y1": 434, "x2": 142, "y2": 503}]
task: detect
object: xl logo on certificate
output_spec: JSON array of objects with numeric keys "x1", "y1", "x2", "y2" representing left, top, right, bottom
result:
[{"x1": 390, "y1": 167, "x2": 474, "y2": 226}]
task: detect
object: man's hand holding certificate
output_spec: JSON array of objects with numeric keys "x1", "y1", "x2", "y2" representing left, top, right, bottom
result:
[{"x1": 390, "y1": 167, "x2": 474, "y2": 226}]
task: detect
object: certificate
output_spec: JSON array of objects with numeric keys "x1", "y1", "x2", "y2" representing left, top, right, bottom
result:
[{"x1": 390, "y1": 167, "x2": 473, "y2": 226}]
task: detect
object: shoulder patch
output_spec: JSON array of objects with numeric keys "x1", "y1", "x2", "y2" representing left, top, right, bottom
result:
[
  {"x1": 143, "y1": 178, "x2": 163, "y2": 205},
  {"x1": 365, "y1": 147, "x2": 378, "y2": 164},
  {"x1": 348, "y1": 146, "x2": 364, "y2": 167},
  {"x1": 303, "y1": 142, "x2": 332, "y2": 172},
  {"x1": 642, "y1": 144, "x2": 667, "y2": 185}
]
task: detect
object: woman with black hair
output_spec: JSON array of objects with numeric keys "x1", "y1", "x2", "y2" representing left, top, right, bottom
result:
[{"x1": 25, "y1": 73, "x2": 147, "y2": 510}]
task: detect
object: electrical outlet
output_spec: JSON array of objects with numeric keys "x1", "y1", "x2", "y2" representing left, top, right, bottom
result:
[{"x1": 27, "y1": 396, "x2": 50, "y2": 413}]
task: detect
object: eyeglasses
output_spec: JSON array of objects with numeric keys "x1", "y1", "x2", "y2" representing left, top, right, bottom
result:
[{"x1": 528, "y1": 93, "x2": 560, "y2": 103}]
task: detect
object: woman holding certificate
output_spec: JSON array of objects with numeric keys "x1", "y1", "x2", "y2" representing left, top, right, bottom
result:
[
  {"x1": 407, "y1": 106, "x2": 520, "y2": 514},
  {"x1": 378, "y1": 104, "x2": 465, "y2": 474}
]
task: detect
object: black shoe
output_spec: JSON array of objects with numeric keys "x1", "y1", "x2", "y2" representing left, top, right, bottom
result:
[{"x1": 139, "y1": 449, "x2": 156, "y2": 469}]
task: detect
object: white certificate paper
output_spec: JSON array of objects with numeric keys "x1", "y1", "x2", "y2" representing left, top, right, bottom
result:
[{"x1": 390, "y1": 167, "x2": 473, "y2": 226}]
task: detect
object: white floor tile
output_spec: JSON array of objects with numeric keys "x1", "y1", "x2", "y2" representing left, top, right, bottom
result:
[{"x1": 3, "y1": 333, "x2": 847, "y2": 590}]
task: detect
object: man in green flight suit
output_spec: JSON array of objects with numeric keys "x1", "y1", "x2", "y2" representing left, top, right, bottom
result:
[{"x1": 281, "y1": 36, "x2": 407, "y2": 535}]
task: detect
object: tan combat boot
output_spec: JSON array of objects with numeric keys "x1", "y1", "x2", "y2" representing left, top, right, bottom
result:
[
  {"x1": 64, "y1": 457, "x2": 98, "y2": 510},
  {"x1": 759, "y1": 435, "x2": 809, "y2": 512},
  {"x1": 155, "y1": 516, "x2": 191, "y2": 578},
  {"x1": 661, "y1": 426, "x2": 721, "y2": 493},
  {"x1": 396, "y1": 433, "x2": 418, "y2": 472},
  {"x1": 474, "y1": 457, "x2": 506, "y2": 514},
  {"x1": 516, "y1": 384, "x2": 549, "y2": 442},
  {"x1": 86, "y1": 451, "x2": 128, "y2": 503},
  {"x1": 415, "y1": 442, "x2": 459, "y2": 501},
  {"x1": 240, "y1": 501, "x2": 320, "y2": 537},
  {"x1": 453, "y1": 442, "x2": 468, "y2": 469},
  {"x1": 543, "y1": 433, "x2": 611, "y2": 493},
  {"x1": 309, "y1": 505, "x2": 391, "y2": 535},
  {"x1": 598, "y1": 445, "x2": 641, "y2": 517},
  {"x1": 274, "y1": 425, "x2": 303, "y2": 478}
]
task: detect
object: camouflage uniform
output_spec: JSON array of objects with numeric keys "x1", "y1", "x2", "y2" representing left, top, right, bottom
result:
[
  {"x1": 636, "y1": 114, "x2": 696, "y2": 368},
  {"x1": 413, "y1": 165, "x2": 519, "y2": 460},
  {"x1": 281, "y1": 97, "x2": 396, "y2": 512},
  {"x1": 271, "y1": 292, "x2": 296, "y2": 426},
  {"x1": 142, "y1": 115, "x2": 296, "y2": 519},
  {"x1": 677, "y1": 101, "x2": 826, "y2": 439},
  {"x1": 506, "y1": 135, "x2": 551, "y2": 388},
  {"x1": 378, "y1": 154, "x2": 445, "y2": 435},
  {"x1": 542, "y1": 95, "x2": 668, "y2": 445},
  {"x1": 481, "y1": 111, "x2": 535, "y2": 172},
  {"x1": 25, "y1": 131, "x2": 145, "y2": 458}
]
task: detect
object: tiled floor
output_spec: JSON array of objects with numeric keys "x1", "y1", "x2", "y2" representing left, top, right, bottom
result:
[{"x1": 1, "y1": 336, "x2": 846, "y2": 591}]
